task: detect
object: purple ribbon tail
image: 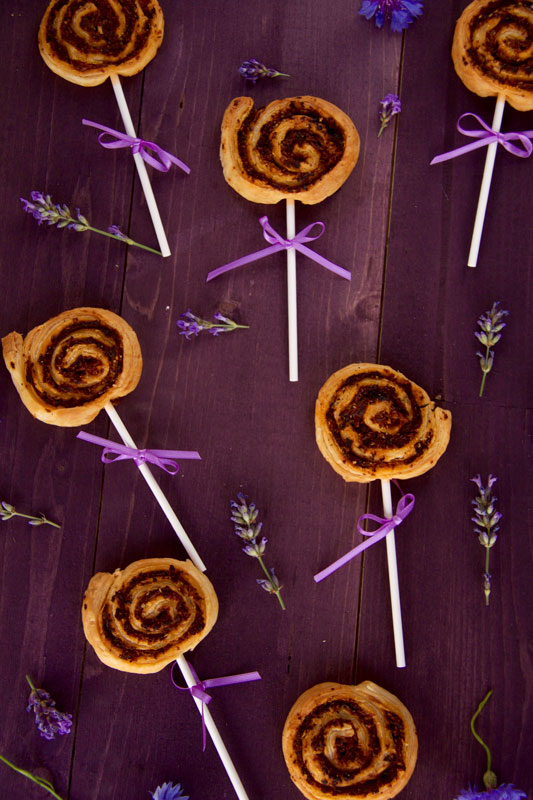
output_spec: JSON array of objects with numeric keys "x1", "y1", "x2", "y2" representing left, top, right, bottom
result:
[
  {"x1": 295, "y1": 243, "x2": 351, "y2": 280},
  {"x1": 171, "y1": 662, "x2": 261, "y2": 752},
  {"x1": 206, "y1": 244, "x2": 282, "y2": 281},
  {"x1": 314, "y1": 492, "x2": 415, "y2": 583}
]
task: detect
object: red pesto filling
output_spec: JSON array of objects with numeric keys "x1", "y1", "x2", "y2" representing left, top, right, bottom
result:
[
  {"x1": 325, "y1": 372, "x2": 432, "y2": 471},
  {"x1": 26, "y1": 322, "x2": 123, "y2": 407},
  {"x1": 103, "y1": 568, "x2": 205, "y2": 661},
  {"x1": 467, "y1": 0, "x2": 533, "y2": 89},
  {"x1": 292, "y1": 700, "x2": 405, "y2": 796},
  {"x1": 237, "y1": 101, "x2": 345, "y2": 190},
  {"x1": 45, "y1": 0, "x2": 155, "y2": 70}
]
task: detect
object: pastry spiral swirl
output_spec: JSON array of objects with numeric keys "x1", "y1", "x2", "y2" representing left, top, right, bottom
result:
[
  {"x1": 315, "y1": 364, "x2": 451, "y2": 483},
  {"x1": 38, "y1": 0, "x2": 164, "y2": 87},
  {"x1": 282, "y1": 681, "x2": 418, "y2": 800},
  {"x1": 82, "y1": 558, "x2": 219, "y2": 673},
  {"x1": 452, "y1": 0, "x2": 533, "y2": 111},
  {"x1": 220, "y1": 96, "x2": 360, "y2": 204},
  {"x1": 2, "y1": 307, "x2": 142, "y2": 427}
]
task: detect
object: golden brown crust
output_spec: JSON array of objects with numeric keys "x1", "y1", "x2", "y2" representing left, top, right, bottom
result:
[
  {"x1": 82, "y1": 558, "x2": 219, "y2": 674},
  {"x1": 220, "y1": 96, "x2": 360, "y2": 205},
  {"x1": 452, "y1": 0, "x2": 533, "y2": 111},
  {"x1": 315, "y1": 363, "x2": 451, "y2": 482},
  {"x1": 282, "y1": 681, "x2": 418, "y2": 800},
  {"x1": 2, "y1": 307, "x2": 142, "y2": 427},
  {"x1": 38, "y1": 0, "x2": 164, "y2": 87}
]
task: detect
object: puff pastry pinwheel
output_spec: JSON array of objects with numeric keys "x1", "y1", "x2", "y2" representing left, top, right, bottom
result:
[
  {"x1": 38, "y1": 0, "x2": 164, "y2": 87},
  {"x1": 282, "y1": 681, "x2": 418, "y2": 800},
  {"x1": 220, "y1": 95, "x2": 360, "y2": 204},
  {"x1": 452, "y1": 0, "x2": 533, "y2": 111},
  {"x1": 315, "y1": 363, "x2": 451, "y2": 483},
  {"x1": 82, "y1": 557, "x2": 219, "y2": 674},
  {"x1": 2, "y1": 307, "x2": 142, "y2": 427}
]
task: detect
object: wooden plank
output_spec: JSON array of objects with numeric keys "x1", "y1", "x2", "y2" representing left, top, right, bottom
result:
[{"x1": 357, "y1": 2, "x2": 533, "y2": 798}]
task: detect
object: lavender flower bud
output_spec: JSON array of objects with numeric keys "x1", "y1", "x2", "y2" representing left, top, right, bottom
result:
[
  {"x1": 26, "y1": 677, "x2": 72, "y2": 740},
  {"x1": 378, "y1": 93, "x2": 401, "y2": 136},
  {"x1": 238, "y1": 58, "x2": 289, "y2": 83}
]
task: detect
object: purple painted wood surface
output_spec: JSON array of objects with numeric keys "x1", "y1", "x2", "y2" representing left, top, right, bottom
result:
[{"x1": 0, "y1": 1, "x2": 531, "y2": 799}]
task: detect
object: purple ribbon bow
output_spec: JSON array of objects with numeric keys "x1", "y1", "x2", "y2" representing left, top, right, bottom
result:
[
  {"x1": 171, "y1": 662, "x2": 262, "y2": 751},
  {"x1": 430, "y1": 112, "x2": 533, "y2": 165},
  {"x1": 206, "y1": 216, "x2": 351, "y2": 282},
  {"x1": 314, "y1": 491, "x2": 415, "y2": 583},
  {"x1": 76, "y1": 432, "x2": 201, "y2": 475},
  {"x1": 82, "y1": 118, "x2": 190, "y2": 174}
]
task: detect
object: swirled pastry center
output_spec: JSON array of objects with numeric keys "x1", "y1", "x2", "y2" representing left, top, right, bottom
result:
[
  {"x1": 325, "y1": 372, "x2": 431, "y2": 472},
  {"x1": 25, "y1": 321, "x2": 123, "y2": 408},
  {"x1": 103, "y1": 567, "x2": 205, "y2": 663},
  {"x1": 43, "y1": 0, "x2": 158, "y2": 72},
  {"x1": 467, "y1": 0, "x2": 533, "y2": 89},
  {"x1": 295, "y1": 700, "x2": 405, "y2": 796},
  {"x1": 238, "y1": 102, "x2": 346, "y2": 192}
]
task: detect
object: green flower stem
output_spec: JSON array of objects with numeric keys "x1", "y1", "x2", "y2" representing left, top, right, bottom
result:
[
  {"x1": 257, "y1": 556, "x2": 286, "y2": 610},
  {"x1": 479, "y1": 345, "x2": 490, "y2": 397},
  {"x1": 470, "y1": 690, "x2": 494, "y2": 776},
  {"x1": 0, "y1": 755, "x2": 64, "y2": 800},
  {"x1": 86, "y1": 225, "x2": 162, "y2": 255},
  {"x1": 15, "y1": 511, "x2": 60, "y2": 528}
]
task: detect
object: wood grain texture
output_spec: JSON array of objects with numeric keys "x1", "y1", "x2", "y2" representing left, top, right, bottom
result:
[{"x1": 0, "y1": 1, "x2": 531, "y2": 799}]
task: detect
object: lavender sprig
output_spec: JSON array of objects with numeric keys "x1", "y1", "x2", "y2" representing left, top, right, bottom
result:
[
  {"x1": 238, "y1": 59, "x2": 289, "y2": 84},
  {"x1": 150, "y1": 781, "x2": 189, "y2": 800},
  {"x1": 1, "y1": 501, "x2": 60, "y2": 529},
  {"x1": 0, "y1": 755, "x2": 64, "y2": 800},
  {"x1": 26, "y1": 675, "x2": 72, "y2": 740},
  {"x1": 359, "y1": 0, "x2": 423, "y2": 32},
  {"x1": 471, "y1": 476, "x2": 501, "y2": 606},
  {"x1": 177, "y1": 309, "x2": 248, "y2": 340},
  {"x1": 475, "y1": 302, "x2": 509, "y2": 397},
  {"x1": 230, "y1": 493, "x2": 285, "y2": 609},
  {"x1": 378, "y1": 93, "x2": 401, "y2": 137},
  {"x1": 453, "y1": 691, "x2": 526, "y2": 800},
  {"x1": 20, "y1": 192, "x2": 161, "y2": 255}
]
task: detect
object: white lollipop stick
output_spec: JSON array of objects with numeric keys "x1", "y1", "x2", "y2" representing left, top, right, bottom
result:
[
  {"x1": 286, "y1": 199, "x2": 298, "y2": 382},
  {"x1": 110, "y1": 73, "x2": 171, "y2": 257},
  {"x1": 104, "y1": 402, "x2": 206, "y2": 571},
  {"x1": 467, "y1": 93, "x2": 506, "y2": 268},
  {"x1": 104, "y1": 403, "x2": 252, "y2": 798},
  {"x1": 177, "y1": 655, "x2": 251, "y2": 800},
  {"x1": 380, "y1": 479, "x2": 406, "y2": 669}
]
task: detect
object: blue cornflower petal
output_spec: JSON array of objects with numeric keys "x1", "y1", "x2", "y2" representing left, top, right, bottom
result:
[{"x1": 150, "y1": 781, "x2": 189, "y2": 800}]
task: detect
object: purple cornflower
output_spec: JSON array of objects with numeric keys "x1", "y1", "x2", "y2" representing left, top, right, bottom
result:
[
  {"x1": 230, "y1": 493, "x2": 285, "y2": 609},
  {"x1": 455, "y1": 787, "x2": 527, "y2": 800},
  {"x1": 359, "y1": 0, "x2": 423, "y2": 31},
  {"x1": 378, "y1": 93, "x2": 401, "y2": 136},
  {"x1": 150, "y1": 782, "x2": 189, "y2": 800},
  {"x1": 471, "y1": 475, "x2": 501, "y2": 606},
  {"x1": 26, "y1": 675, "x2": 72, "y2": 740},
  {"x1": 475, "y1": 302, "x2": 509, "y2": 397},
  {"x1": 238, "y1": 58, "x2": 289, "y2": 84},
  {"x1": 454, "y1": 691, "x2": 526, "y2": 800},
  {"x1": 20, "y1": 191, "x2": 161, "y2": 255},
  {"x1": 177, "y1": 309, "x2": 248, "y2": 340}
]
